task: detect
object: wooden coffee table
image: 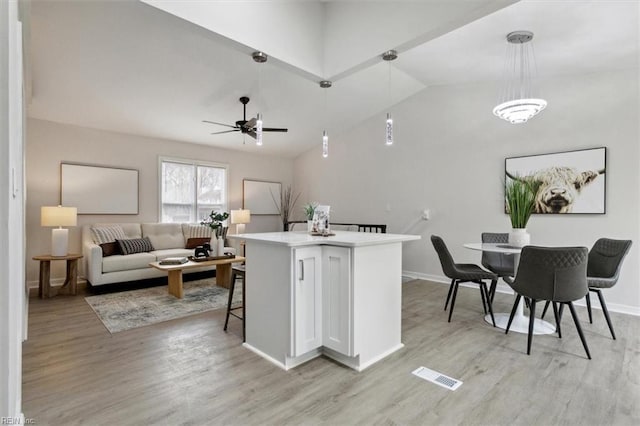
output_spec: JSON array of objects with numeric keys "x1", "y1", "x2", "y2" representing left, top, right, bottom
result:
[{"x1": 149, "y1": 256, "x2": 246, "y2": 299}]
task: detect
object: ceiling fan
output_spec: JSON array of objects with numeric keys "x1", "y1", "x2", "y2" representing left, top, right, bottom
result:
[{"x1": 203, "y1": 96, "x2": 288, "y2": 139}]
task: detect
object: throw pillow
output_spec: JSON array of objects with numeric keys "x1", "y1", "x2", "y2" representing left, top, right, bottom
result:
[
  {"x1": 116, "y1": 237, "x2": 154, "y2": 255},
  {"x1": 185, "y1": 237, "x2": 210, "y2": 249},
  {"x1": 100, "y1": 241, "x2": 121, "y2": 257},
  {"x1": 188, "y1": 225, "x2": 212, "y2": 238},
  {"x1": 91, "y1": 225, "x2": 127, "y2": 245}
]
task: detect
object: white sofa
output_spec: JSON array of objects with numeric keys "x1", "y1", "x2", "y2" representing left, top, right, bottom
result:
[{"x1": 82, "y1": 222, "x2": 234, "y2": 286}]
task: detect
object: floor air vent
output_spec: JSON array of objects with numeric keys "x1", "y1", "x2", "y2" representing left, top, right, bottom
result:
[{"x1": 412, "y1": 366, "x2": 462, "y2": 391}]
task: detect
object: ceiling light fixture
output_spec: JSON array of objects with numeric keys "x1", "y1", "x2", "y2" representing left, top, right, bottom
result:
[
  {"x1": 252, "y1": 51, "x2": 267, "y2": 145},
  {"x1": 382, "y1": 50, "x2": 398, "y2": 145},
  {"x1": 319, "y1": 80, "x2": 332, "y2": 158},
  {"x1": 493, "y1": 31, "x2": 546, "y2": 124}
]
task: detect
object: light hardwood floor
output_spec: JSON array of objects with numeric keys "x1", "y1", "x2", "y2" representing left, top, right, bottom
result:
[{"x1": 23, "y1": 280, "x2": 640, "y2": 426}]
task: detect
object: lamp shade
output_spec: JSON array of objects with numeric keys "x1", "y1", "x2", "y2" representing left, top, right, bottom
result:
[
  {"x1": 230, "y1": 209, "x2": 251, "y2": 225},
  {"x1": 41, "y1": 206, "x2": 77, "y2": 227}
]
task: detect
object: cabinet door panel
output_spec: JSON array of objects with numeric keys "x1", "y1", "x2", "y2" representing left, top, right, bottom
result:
[
  {"x1": 293, "y1": 247, "x2": 322, "y2": 356},
  {"x1": 322, "y1": 246, "x2": 352, "y2": 355}
]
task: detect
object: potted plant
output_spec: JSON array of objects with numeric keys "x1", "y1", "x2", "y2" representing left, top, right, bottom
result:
[
  {"x1": 505, "y1": 178, "x2": 539, "y2": 247},
  {"x1": 200, "y1": 210, "x2": 230, "y2": 255},
  {"x1": 302, "y1": 202, "x2": 318, "y2": 232},
  {"x1": 271, "y1": 185, "x2": 300, "y2": 231}
]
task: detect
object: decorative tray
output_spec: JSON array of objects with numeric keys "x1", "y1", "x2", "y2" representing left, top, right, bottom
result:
[
  {"x1": 309, "y1": 232, "x2": 336, "y2": 237},
  {"x1": 188, "y1": 254, "x2": 235, "y2": 262}
]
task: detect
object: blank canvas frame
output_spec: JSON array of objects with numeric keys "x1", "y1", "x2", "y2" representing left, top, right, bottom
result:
[
  {"x1": 243, "y1": 179, "x2": 281, "y2": 215},
  {"x1": 60, "y1": 163, "x2": 139, "y2": 214}
]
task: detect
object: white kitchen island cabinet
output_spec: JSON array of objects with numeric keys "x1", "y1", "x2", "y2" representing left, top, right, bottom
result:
[{"x1": 227, "y1": 231, "x2": 421, "y2": 372}]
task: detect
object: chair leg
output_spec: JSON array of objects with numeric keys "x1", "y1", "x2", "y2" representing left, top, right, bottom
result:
[
  {"x1": 479, "y1": 281, "x2": 488, "y2": 315},
  {"x1": 558, "y1": 303, "x2": 564, "y2": 323},
  {"x1": 444, "y1": 279, "x2": 455, "y2": 311},
  {"x1": 552, "y1": 302, "x2": 562, "y2": 339},
  {"x1": 482, "y1": 282, "x2": 496, "y2": 327},
  {"x1": 527, "y1": 299, "x2": 537, "y2": 355},
  {"x1": 567, "y1": 301, "x2": 592, "y2": 360},
  {"x1": 448, "y1": 281, "x2": 459, "y2": 323},
  {"x1": 224, "y1": 271, "x2": 237, "y2": 331},
  {"x1": 541, "y1": 300, "x2": 550, "y2": 320},
  {"x1": 489, "y1": 279, "x2": 497, "y2": 304},
  {"x1": 586, "y1": 293, "x2": 593, "y2": 324},
  {"x1": 505, "y1": 294, "x2": 522, "y2": 334},
  {"x1": 594, "y1": 289, "x2": 616, "y2": 340}
]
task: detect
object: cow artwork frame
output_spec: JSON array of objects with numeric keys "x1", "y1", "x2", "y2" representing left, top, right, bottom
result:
[{"x1": 505, "y1": 147, "x2": 606, "y2": 214}]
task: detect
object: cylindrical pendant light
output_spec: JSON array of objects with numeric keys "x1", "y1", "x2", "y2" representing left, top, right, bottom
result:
[
  {"x1": 382, "y1": 50, "x2": 398, "y2": 146},
  {"x1": 252, "y1": 51, "x2": 268, "y2": 145},
  {"x1": 320, "y1": 80, "x2": 332, "y2": 159}
]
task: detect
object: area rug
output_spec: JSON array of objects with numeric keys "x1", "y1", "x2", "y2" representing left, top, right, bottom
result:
[{"x1": 85, "y1": 278, "x2": 242, "y2": 333}]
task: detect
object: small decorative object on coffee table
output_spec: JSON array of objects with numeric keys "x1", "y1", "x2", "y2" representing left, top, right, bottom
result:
[{"x1": 150, "y1": 255, "x2": 245, "y2": 298}]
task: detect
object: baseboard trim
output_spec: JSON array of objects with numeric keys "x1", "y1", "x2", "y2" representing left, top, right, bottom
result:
[
  {"x1": 402, "y1": 269, "x2": 640, "y2": 317},
  {"x1": 27, "y1": 277, "x2": 88, "y2": 289}
]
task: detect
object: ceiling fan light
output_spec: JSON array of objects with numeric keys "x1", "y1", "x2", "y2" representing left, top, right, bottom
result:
[
  {"x1": 256, "y1": 113, "x2": 263, "y2": 146},
  {"x1": 322, "y1": 130, "x2": 328, "y2": 158}
]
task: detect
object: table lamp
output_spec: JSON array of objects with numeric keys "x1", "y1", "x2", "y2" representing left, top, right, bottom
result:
[
  {"x1": 41, "y1": 205, "x2": 77, "y2": 256},
  {"x1": 230, "y1": 209, "x2": 251, "y2": 234}
]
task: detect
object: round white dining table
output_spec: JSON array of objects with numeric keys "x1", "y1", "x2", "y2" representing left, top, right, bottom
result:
[{"x1": 464, "y1": 243, "x2": 556, "y2": 335}]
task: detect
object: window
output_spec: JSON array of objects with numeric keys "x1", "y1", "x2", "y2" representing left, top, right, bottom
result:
[{"x1": 159, "y1": 158, "x2": 228, "y2": 223}]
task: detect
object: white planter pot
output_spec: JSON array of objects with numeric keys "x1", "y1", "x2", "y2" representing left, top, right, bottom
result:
[
  {"x1": 509, "y1": 228, "x2": 530, "y2": 247},
  {"x1": 307, "y1": 220, "x2": 314, "y2": 232}
]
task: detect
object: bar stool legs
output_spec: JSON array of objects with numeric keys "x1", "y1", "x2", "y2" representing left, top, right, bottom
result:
[{"x1": 224, "y1": 267, "x2": 245, "y2": 341}]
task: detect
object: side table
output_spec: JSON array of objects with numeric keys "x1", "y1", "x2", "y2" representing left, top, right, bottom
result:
[{"x1": 32, "y1": 254, "x2": 83, "y2": 298}]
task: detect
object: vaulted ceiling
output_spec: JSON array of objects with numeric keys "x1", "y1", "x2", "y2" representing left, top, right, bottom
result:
[{"x1": 26, "y1": 0, "x2": 639, "y2": 157}]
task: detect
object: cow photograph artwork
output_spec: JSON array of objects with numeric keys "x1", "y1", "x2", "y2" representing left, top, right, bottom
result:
[{"x1": 505, "y1": 147, "x2": 606, "y2": 214}]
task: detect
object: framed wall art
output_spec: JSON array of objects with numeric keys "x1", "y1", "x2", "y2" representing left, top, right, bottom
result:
[
  {"x1": 60, "y1": 163, "x2": 139, "y2": 214},
  {"x1": 505, "y1": 147, "x2": 606, "y2": 214},
  {"x1": 242, "y1": 179, "x2": 281, "y2": 215}
]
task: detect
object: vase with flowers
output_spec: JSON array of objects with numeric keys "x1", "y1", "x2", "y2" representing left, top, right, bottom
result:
[
  {"x1": 201, "y1": 210, "x2": 229, "y2": 255},
  {"x1": 302, "y1": 202, "x2": 318, "y2": 232}
]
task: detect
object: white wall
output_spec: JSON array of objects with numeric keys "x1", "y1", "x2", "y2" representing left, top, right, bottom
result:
[
  {"x1": 0, "y1": 0, "x2": 25, "y2": 419},
  {"x1": 26, "y1": 118, "x2": 293, "y2": 283},
  {"x1": 294, "y1": 69, "x2": 640, "y2": 314}
]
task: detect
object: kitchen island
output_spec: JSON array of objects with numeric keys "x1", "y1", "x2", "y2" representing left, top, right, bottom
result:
[{"x1": 227, "y1": 231, "x2": 420, "y2": 371}]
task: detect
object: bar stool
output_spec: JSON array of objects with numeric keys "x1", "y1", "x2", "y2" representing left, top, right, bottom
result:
[{"x1": 224, "y1": 264, "x2": 245, "y2": 341}]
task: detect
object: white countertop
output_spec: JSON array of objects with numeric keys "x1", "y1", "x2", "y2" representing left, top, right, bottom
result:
[{"x1": 228, "y1": 231, "x2": 421, "y2": 247}]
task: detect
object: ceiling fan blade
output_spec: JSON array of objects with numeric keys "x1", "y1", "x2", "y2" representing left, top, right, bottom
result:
[
  {"x1": 210, "y1": 130, "x2": 239, "y2": 135},
  {"x1": 202, "y1": 120, "x2": 237, "y2": 129},
  {"x1": 244, "y1": 118, "x2": 257, "y2": 129},
  {"x1": 262, "y1": 128, "x2": 288, "y2": 132},
  {"x1": 247, "y1": 130, "x2": 257, "y2": 139}
]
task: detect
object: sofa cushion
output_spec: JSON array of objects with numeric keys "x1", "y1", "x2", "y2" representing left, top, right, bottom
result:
[
  {"x1": 102, "y1": 252, "x2": 157, "y2": 273},
  {"x1": 91, "y1": 225, "x2": 127, "y2": 244},
  {"x1": 142, "y1": 223, "x2": 185, "y2": 250},
  {"x1": 182, "y1": 224, "x2": 212, "y2": 245},
  {"x1": 185, "y1": 237, "x2": 210, "y2": 249},
  {"x1": 117, "y1": 237, "x2": 154, "y2": 255},
  {"x1": 100, "y1": 242, "x2": 121, "y2": 257}
]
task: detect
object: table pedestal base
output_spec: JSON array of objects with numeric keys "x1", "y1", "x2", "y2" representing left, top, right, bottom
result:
[{"x1": 485, "y1": 313, "x2": 556, "y2": 335}]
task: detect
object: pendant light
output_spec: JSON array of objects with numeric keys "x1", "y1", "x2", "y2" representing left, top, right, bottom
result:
[
  {"x1": 382, "y1": 50, "x2": 397, "y2": 145},
  {"x1": 493, "y1": 31, "x2": 546, "y2": 124},
  {"x1": 320, "y1": 80, "x2": 332, "y2": 158},
  {"x1": 252, "y1": 51, "x2": 267, "y2": 145}
]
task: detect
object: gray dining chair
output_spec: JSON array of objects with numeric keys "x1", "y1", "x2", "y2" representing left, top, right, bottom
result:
[
  {"x1": 430, "y1": 235, "x2": 497, "y2": 326},
  {"x1": 481, "y1": 232, "x2": 515, "y2": 303},
  {"x1": 542, "y1": 238, "x2": 632, "y2": 340},
  {"x1": 506, "y1": 245, "x2": 591, "y2": 359}
]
